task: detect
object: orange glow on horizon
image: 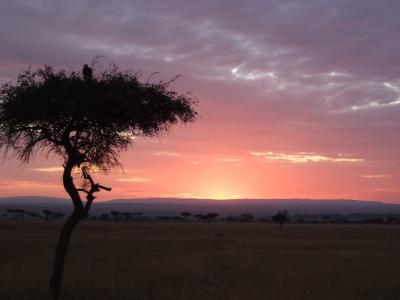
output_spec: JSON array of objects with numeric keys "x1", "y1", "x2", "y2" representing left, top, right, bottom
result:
[
  {"x1": 1, "y1": 134, "x2": 396, "y2": 203},
  {"x1": 1, "y1": 1, "x2": 400, "y2": 204}
]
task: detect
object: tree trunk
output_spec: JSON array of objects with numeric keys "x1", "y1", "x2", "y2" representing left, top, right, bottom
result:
[
  {"x1": 48, "y1": 158, "x2": 84, "y2": 299},
  {"x1": 49, "y1": 211, "x2": 83, "y2": 299},
  {"x1": 48, "y1": 158, "x2": 108, "y2": 299}
]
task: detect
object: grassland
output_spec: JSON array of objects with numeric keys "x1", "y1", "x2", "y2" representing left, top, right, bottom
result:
[{"x1": 1, "y1": 221, "x2": 400, "y2": 300}]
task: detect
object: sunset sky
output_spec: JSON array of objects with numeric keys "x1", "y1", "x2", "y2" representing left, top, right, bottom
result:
[{"x1": 0, "y1": 0, "x2": 399, "y2": 202}]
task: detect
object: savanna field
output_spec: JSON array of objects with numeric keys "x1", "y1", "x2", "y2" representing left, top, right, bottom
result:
[{"x1": 1, "y1": 222, "x2": 400, "y2": 300}]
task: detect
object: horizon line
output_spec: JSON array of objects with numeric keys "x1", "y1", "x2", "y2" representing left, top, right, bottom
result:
[{"x1": 0, "y1": 195, "x2": 395, "y2": 204}]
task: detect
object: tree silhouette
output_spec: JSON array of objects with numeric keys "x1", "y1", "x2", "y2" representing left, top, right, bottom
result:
[
  {"x1": 26, "y1": 210, "x2": 41, "y2": 219},
  {"x1": 53, "y1": 212, "x2": 65, "y2": 220},
  {"x1": 43, "y1": 209, "x2": 53, "y2": 221},
  {"x1": 6, "y1": 209, "x2": 26, "y2": 221},
  {"x1": 272, "y1": 210, "x2": 289, "y2": 230},
  {"x1": 239, "y1": 213, "x2": 254, "y2": 222},
  {"x1": 110, "y1": 210, "x2": 121, "y2": 222},
  {"x1": 100, "y1": 213, "x2": 109, "y2": 221},
  {"x1": 205, "y1": 212, "x2": 219, "y2": 222},
  {"x1": 193, "y1": 214, "x2": 207, "y2": 222},
  {"x1": 121, "y1": 211, "x2": 132, "y2": 220},
  {"x1": 0, "y1": 64, "x2": 197, "y2": 299},
  {"x1": 180, "y1": 211, "x2": 192, "y2": 221}
]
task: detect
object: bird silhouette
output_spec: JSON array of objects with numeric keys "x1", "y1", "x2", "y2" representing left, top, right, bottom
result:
[{"x1": 82, "y1": 64, "x2": 93, "y2": 81}]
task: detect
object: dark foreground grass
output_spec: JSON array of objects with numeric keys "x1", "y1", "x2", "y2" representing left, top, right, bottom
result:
[{"x1": 1, "y1": 221, "x2": 400, "y2": 300}]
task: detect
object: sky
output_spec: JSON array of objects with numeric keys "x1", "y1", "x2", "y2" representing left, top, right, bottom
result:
[{"x1": 0, "y1": 0, "x2": 399, "y2": 202}]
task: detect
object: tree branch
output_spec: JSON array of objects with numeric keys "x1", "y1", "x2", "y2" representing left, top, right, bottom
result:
[{"x1": 81, "y1": 167, "x2": 111, "y2": 215}]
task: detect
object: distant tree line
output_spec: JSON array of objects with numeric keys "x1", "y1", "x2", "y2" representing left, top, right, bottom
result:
[
  {"x1": 3, "y1": 208, "x2": 400, "y2": 225},
  {"x1": 290, "y1": 213, "x2": 400, "y2": 224},
  {"x1": 3, "y1": 209, "x2": 65, "y2": 221}
]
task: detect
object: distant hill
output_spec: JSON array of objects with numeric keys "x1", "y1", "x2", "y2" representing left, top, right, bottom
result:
[
  {"x1": 1, "y1": 196, "x2": 400, "y2": 216},
  {"x1": 0, "y1": 196, "x2": 68, "y2": 205},
  {"x1": 0, "y1": 196, "x2": 69, "y2": 215}
]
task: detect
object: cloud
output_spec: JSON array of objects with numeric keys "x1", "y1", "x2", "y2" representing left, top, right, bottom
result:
[
  {"x1": 121, "y1": 169, "x2": 142, "y2": 173},
  {"x1": 176, "y1": 192, "x2": 196, "y2": 198},
  {"x1": 154, "y1": 151, "x2": 182, "y2": 157},
  {"x1": 0, "y1": 180, "x2": 59, "y2": 190},
  {"x1": 250, "y1": 151, "x2": 364, "y2": 163},
  {"x1": 116, "y1": 177, "x2": 151, "y2": 183},
  {"x1": 218, "y1": 158, "x2": 241, "y2": 163},
  {"x1": 31, "y1": 167, "x2": 64, "y2": 172},
  {"x1": 155, "y1": 192, "x2": 196, "y2": 198},
  {"x1": 361, "y1": 174, "x2": 389, "y2": 179},
  {"x1": 2, "y1": 1, "x2": 400, "y2": 125}
]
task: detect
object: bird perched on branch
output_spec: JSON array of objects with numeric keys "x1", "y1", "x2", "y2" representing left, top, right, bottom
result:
[{"x1": 82, "y1": 64, "x2": 93, "y2": 81}]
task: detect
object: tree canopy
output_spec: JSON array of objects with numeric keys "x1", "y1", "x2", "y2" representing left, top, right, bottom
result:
[{"x1": 0, "y1": 65, "x2": 197, "y2": 169}]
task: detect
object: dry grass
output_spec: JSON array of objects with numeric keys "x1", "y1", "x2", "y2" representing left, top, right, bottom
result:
[{"x1": 1, "y1": 221, "x2": 400, "y2": 300}]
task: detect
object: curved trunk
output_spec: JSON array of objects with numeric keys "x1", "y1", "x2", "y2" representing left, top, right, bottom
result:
[
  {"x1": 49, "y1": 211, "x2": 83, "y2": 299},
  {"x1": 49, "y1": 160, "x2": 84, "y2": 299}
]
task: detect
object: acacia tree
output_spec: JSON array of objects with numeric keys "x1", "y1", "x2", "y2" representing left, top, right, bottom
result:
[
  {"x1": 43, "y1": 209, "x2": 53, "y2": 221},
  {"x1": 0, "y1": 64, "x2": 197, "y2": 299},
  {"x1": 272, "y1": 209, "x2": 289, "y2": 230},
  {"x1": 180, "y1": 211, "x2": 192, "y2": 221}
]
